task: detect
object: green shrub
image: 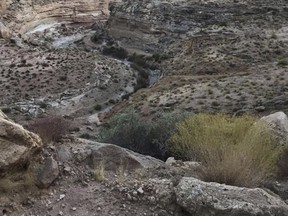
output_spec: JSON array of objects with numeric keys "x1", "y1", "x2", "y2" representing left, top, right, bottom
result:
[
  {"x1": 170, "y1": 113, "x2": 281, "y2": 187},
  {"x1": 1, "y1": 107, "x2": 11, "y2": 114},
  {"x1": 99, "y1": 109, "x2": 192, "y2": 159},
  {"x1": 128, "y1": 53, "x2": 149, "y2": 68},
  {"x1": 131, "y1": 63, "x2": 149, "y2": 91},
  {"x1": 79, "y1": 133, "x2": 92, "y2": 139},
  {"x1": 94, "y1": 104, "x2": 102, "y2": 111},
  {"x1": 277, "y1": 59, "x2": 288, "y2": 67},
  {"x1": 128, "y1": 53, "x2": 158, "y2": 70},
  {"x1": 102, "y1": 46, "x2": 128, "y2": 60},
  {"x1": 151, "y1": 53, "x2": 169, "y2": 62},
  {"x1": 211, "y1": 100, "x2": 220, "y2": 106}
]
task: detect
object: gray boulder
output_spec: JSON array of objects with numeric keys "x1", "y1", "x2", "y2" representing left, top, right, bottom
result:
[
  {"x1": 0, "y1": 21, "x2": 11, "y2": 39},
  {"x1": 261, "y1": 111, "x2": 288, "y2": 144},
  {"x1": 37, "y1": 157, "x2": 59, "y2": 189},
  {"x1": 89, "y1": 143, "x2": 165, "y2": 171},
  {"x1": 175, "y1": 177, "x2": 288, "y2": 216},
  {"x1": 57, "y1": 138, "x2": 165, "y2": 172},
  {"x1": 0, "y1": 110, "x2": 42, "y2": 176}
]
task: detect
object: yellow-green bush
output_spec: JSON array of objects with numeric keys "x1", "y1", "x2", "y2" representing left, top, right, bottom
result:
[{"x1": 170, "y1": 113, "x2": 281, "y2": 187}]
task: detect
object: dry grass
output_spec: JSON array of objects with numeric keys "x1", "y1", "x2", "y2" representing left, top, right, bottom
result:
[
  {"x1": 133, "y1": 168, "x2": 146, "y2": 181},
  {"x1": 170, "y1": 113, "x2": 281, "y2": 187},
  {"x1": 0, "y1": 171, "x2": 36, "y2": 193},
  {"x1": 116, "y1": 164, "x2": 126, "y2": 184},
  {"x1": 94, "y1": 161, "x2": 106, "y2": 182}
]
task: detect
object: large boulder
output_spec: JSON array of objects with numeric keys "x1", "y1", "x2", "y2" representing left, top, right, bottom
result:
[
  {"x1": 260, "y1": 111, "x2": 288, "y2": 144},
  {"x1": 0, "y1": 0, "x2": 6, "y2": 15},
  {"x1": 175, "y1": 177, "x2": 288, "y2": 216},
  {"x1": 88, "y1": 142, "x2": 165, "y2": 171},
  {"x1": 56, "y1": 138, "x2": 165, "y2": 172},
  {"x1": 0, "y1": 21, "x2": 12, "y2": 39},
  {"x1": 0, "y1": 110, "x2": 42, "y2": 175},
  {"x1": 37, "y1": 157, "x2": 59, "y2": 189}
]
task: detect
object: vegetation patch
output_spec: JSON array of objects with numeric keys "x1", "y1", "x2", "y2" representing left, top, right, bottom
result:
[
  {"x1": 27, "y1": 116, "x2": 71, "y2": 144},
  {"x1": 94, "y1": 104, "x2": 102, "y2": 111},
  {"x1": 102, "y1": 46, "x2": 128, "y2": 60},
  {"x1": 277, "y1": 58, "x2": 288, "y2": 67},
  {"x1": 170, "y1": 114, "x2": 281, "y2": 187},
  {"x1": 99, "y1": 109, "x2": 192, "y2": 159}
]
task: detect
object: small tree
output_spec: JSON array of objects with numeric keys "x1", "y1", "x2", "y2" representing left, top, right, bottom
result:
[
  {"x1": 27, "y1": 116, "x2": 70, "y2": 144},
  {"x1": 99, "y1": 109, "x2": 191, "y2": 159}
]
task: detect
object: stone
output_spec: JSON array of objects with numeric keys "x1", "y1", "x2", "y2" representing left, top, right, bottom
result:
[
  {"x1": 165, "y1": 157, "x2": 177, "y2": 166},
  {"x1": 37, "y1": 157, "x2": 59, "y2": 189},
  {"x1": 63, "y1": 165, "x2": 71, "y2": 173},
  {"x1": 267, "y1": 181, "x2": 288, "y2": 201},
  {"x1": 0, "y1": 110, "x2": 42, "y2": 176},
  {"x1": 132, "y1": 191, "x2": 138, "y2": 197},
  {"x1": 0, "y1": 0, "x2": 6, "y2": 15},
  {"x1": 255, "y1": 106, "x2": 265, "y2": 112},
  {"x1": 137, "y1": 187, "x2": 144, "y2": 194},
  {"x1": 4, "y1": 0, "x2": 111, "y2": 33},
  {"x1": 79, "y1": 139, "x2": 165, "y2": 172},
  {"x1": 59, "y1": 194, "x2": 65, "y2": 200},
  {"x1": 260, "y1": 111, "x2": 288, "y2": 143},
  {"x1": 148, "y1": 178, "x2": 176, "y2": 210},
  {"x1": 55, "y1": 138, "x2": 165, "y2": 174},
  {"x1": 175, "y1": 177, "x2": 288, "y2": 216},
  {"x1": 0, "y1": 21, "x2": 11, "y2": 39}
]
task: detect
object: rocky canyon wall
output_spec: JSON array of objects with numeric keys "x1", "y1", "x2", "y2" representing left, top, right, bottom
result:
[
  {"x1": 107, "y1": 0, "x2": 236, "y2": 52},
  {"x1": 2, "y1": 0, "x2": 114, "y2": 33}
]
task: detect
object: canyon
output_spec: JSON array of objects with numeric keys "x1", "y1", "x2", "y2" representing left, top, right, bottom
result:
[
  {"x1": 1, "y1": 0, "x2": 112, "y2": 32},
  {"x1": 1, "y1": 0, "x2": 288, "y2": 215},
  {"x1": 1, "y1": 0, "x2": 288, "y2": 122}
]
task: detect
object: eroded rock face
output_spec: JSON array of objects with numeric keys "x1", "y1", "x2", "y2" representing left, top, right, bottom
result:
[
  {"x1": 108, "y1": 0, "x2": 216, "y2": 52},
  {"x1": 108, "y1": 0, "x2": 288, "y2": 51},
  {"x1": 175, "y1": 177, "x2": 288, "y2": 216},
  {"x1": 0, "y1": 21, "x2": 11, "y2": 39},
  {"x1": 0, "y1": 110, "x2": 42, "y2": 175},
  {"x1": 4, "y1": 0, "x2": 113, "y2": 33}
]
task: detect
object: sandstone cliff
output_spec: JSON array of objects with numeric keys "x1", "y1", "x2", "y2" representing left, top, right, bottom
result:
[{"x1": 2, "y1": 0, "x2": 114, "y2": 33}]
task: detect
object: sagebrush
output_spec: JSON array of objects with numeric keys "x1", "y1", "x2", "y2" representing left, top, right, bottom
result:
[
  {"x1": 170, "y1": 113, "x2": 281, "y2": 187},
  {"x1": 27, "y1": 116, "x2": 70, "y2": 143}
]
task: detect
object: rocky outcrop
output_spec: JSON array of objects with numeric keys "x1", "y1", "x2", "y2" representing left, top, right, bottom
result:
[
  {"x1": 4, "y1": 0, "x2": 113, "y2": 33},
  {"x1": 57, "y1": 139, "x2": 165, "y2": 172},
  {"x1": 261, "y1": 112, "x2": 288, "y2": 144},
  {"x1": 175, "y1": 177, "x2": 288, "y2": 216},
  {"x1": 37, "y1": 156, "x2": 59, "y2": 188},
  {"x1": 0, "y1": 110, "x2": 42, "y2": 175},
  {"x1": 0, "y1": 21, "x2": 11, "y2": 39},
  {"x1": 108, "y1": 0, "x2": 222, "y2": 52},
  {"x1": 0, "y1": 0, "x2": 6, "y2": 15},
  {"x1": 107, "y1": 0, "x2": 287, "y2": 52},
  {"x1": 88, "y1": 142, "x2": 165, "y2": 171}
]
